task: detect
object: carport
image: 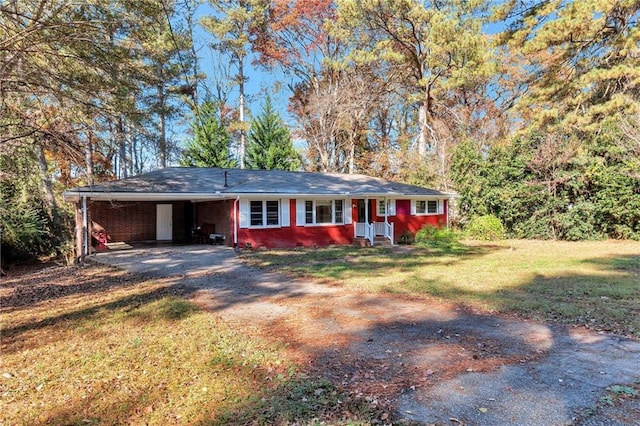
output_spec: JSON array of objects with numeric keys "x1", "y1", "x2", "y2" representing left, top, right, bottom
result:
[{"x1": 63, "y1": 192, "x2": 236, "y2": 260}]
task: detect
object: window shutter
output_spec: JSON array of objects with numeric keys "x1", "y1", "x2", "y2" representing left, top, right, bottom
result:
[
  {"x1": 239, "y1": 199, "x2": 249, "y2": 228},
  {"x1": 411, "y1": 200, "x2": 416, "y2": 215},
  {"x1": 388, "y1": 199, "x2": 396, "y2": 216},
  {"x1": 438, "y1": 199, "x2": 444, "y2": 214},
  {"x1": 296, "y1": 199, "x2": 305, "y2": 226},
  {"x1": 281, "y1": 199, "x2": 290, "y2": 227},
  {"x1": 344, "y1": 199, "x2": 352, "y2": 224}
]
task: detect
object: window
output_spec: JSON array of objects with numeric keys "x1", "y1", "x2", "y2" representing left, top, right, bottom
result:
[
  {"x1": 266, "y1": 201, "x2": 279, "y2": 225},
  {"x1": 378, "y1": 199, "x2": 386, "y2": 215},
  {"x1": 377, "y1": 199, "x2": 396, "y2": 216},
  {"x1": 335, "y1": 200, "x2": 343, "y2": 223},
  {"x1": 249, "y1": 200, "x2": 280, "y2": 227},
  {"x1": 414, "y1": 199, "x2": 440, "y2": 215},
  {"x1": 250, "y1": 201, "x2": 263, "y2": 226},
  {"x1": 305, "y1": 201, "x2": 313, "y2": 224},
  {"x1": 316, "y1": 200, "x2": 332, "y2": 223},
  {"x1": 304, "y1": 200, "x2": 345, "y2": 225}
]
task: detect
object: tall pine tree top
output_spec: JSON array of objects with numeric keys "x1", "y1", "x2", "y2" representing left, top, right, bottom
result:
[
  {"x1": 180, "y1": 101, "x2": 238, "y2": 168},
  {"x1": 246, "y1": 96, "x2": 301, "y2": 171}
]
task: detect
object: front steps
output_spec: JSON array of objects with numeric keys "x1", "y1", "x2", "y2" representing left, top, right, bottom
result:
[{"x1": 353, "y1": 236, "x2": 393, "y2": 248}]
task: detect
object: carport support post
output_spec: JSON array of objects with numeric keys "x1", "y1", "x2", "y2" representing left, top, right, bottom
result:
[
  {"x1": 75, "y1": 201, "x2": 83, "y2": 261},
  {"x1": 81, "y1": 196, "x2": 89, "y2": 259},
  {"x1": 233, "y1": 196, "x2": 239, "y2": 248}
]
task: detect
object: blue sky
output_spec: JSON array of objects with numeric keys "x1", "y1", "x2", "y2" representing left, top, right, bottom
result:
[{"x1": 191, "y1": 4, "x2": 295, "y2": 122}]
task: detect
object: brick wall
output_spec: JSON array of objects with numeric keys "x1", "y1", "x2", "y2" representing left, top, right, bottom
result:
[
  {"x1": 194, "y1": 200, "x2": 232, "y2": 242},
  {"x1": 89, "y1": 201, "x2": 189, "y2": 243}
]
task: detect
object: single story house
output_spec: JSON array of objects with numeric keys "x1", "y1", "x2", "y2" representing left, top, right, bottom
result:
[{"x1": 63, "y1": 167, "x2": 456, "y2": 258}]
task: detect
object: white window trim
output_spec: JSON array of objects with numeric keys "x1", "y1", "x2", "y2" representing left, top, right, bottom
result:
[
  {"x1": 301, "y1": 199, "x2": 346, "y2": 226},
  {"x1": 248, "y1": 200, "x2": 281, "y2": 229},
  {"x1": 411, "y1": 199, "x2": 444, "y2": 216},
  {"x1": 377, "y1": 199, "x2": 396, "y2": 216}
]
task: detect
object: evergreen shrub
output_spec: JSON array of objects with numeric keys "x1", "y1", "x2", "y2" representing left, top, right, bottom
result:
[
  {"x1": 415, "y1": 225, "x2": 459, "y2": 245},
  {"x1": 466, "y1": 215, "x2": 504, "y2": 241}
]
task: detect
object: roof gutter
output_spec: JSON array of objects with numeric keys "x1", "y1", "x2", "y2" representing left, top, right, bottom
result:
[
  {"x1": 62, "y1": 191, "x2": 231, "y2": 203},
  {"x1": 63, "y1": 190, "x2": 459, "y2": 203}
]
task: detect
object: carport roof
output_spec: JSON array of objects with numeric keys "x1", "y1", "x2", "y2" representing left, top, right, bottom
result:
[{"x1": 63, "y1": 167, "x2": 456, "y2": 201}]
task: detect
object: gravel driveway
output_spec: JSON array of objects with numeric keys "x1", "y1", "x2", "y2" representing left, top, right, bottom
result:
[{"x1": 93, "y1": 245, "x2": 640, "y2": 425}]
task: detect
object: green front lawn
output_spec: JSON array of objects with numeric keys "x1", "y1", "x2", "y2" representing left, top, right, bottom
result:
[
  {"x1": 0, "y1": 265, "x2": 378, "y2": 425},
  {"x1": 243, "y1": 240, "x2": 640, "y2": 336}
]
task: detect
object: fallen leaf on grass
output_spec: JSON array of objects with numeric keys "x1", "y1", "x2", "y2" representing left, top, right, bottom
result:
[{"x1": 478, "y1": 407, "x2": 488, "y2": 413}]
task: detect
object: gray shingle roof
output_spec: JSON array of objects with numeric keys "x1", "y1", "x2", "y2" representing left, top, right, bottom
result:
[{"x1": 65, "y1": 167, "x2": 455, "y2": 199}]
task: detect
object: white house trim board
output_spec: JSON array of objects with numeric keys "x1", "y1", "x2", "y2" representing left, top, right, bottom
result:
[
  {"x1": 239, "y1": 199, "x2": 250, "y2": 228},
  {"x1": 281, "y1": 199, "x2": 290, "y2": 227}
]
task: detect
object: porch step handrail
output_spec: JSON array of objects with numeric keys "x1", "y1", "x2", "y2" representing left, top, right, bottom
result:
[
  {"x1": 355, "y1": 222, "x2": 388, "y2": 246},
  {"x1": 385, "y1": 220, "x2": 394, "y2": 245},
  {"x1": 373, "y1": 222, "x2": 385, "y2": 236},
  {"x1": 365, "y1": 222, "x2": 374, "y2": 246}
]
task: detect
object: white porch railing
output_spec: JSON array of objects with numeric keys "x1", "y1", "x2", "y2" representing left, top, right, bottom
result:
[
  {"x1": 385, "y1": 221, "x2": 394, "y2": 245},
  {"x1": 365, "y1": 223, "x2": 374, "y2": 245},
  {"x1": 355, "y1": 221, "x2": 393, "y2": 246},
  {"x1": 354, "y1": 222, "x2": 374, "y2": 245}
]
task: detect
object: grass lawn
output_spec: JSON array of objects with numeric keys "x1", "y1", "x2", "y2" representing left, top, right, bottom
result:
[
  {"x1": 2, "y1": 240, "x2": 637, "y2": 424},
  {"x1": 0, "y1": 265, "x2": 379, "y2": 425},
  {"x1": 243, "y1": 239, "x2": 640, "y2": 337}
]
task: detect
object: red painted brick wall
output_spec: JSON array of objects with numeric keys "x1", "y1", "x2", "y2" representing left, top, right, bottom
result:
[
  {"x1": 374, "y1": 199, "x2": 448, "y2": 241},
  {"x1": 239, "y1": 224, "x2": 354, "y2": 249},
  {"x1": 236, "y1": 199, "x2": 355, "y2": 249}
]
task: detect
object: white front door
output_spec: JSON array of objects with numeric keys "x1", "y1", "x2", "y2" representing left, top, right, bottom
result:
[{"x1": 156, "y1": 204, "x2": 173, "y2": 241}]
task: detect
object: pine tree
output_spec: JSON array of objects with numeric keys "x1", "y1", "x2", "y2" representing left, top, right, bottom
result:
[
  {"x1": 180, "y1": 101, "x2": 237, "y2": 168},
  {"x1": 246, "y1": 97, "x2": 301, "y2": 171}
]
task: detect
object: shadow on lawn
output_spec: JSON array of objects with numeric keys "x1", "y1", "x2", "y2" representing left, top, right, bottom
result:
[
  {"x1": 0, "y1": 264, "x2": 152, "y2": 311},
  {"x1": 199, "y1": 251, "x2": 640, "y2": 425},
  {"x1": 253, "y1": 243, "x2": 500, "y2": 282},
  {"x1": 0, "y1": 277, "x2": 196, "y2": 355},
  {"x1": 6, "y1": 248, "x2": 640, "y2": 425},
  {"x1": 582, "y1": 253, "x2": 640, "y2": 273}
]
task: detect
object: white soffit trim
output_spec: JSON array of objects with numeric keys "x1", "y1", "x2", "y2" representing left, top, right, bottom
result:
[
  {"x1": 63, "y1": 190, "x2": 458, "y2": 203},
  {"x1": 62, "y1": 192, "x2": 229, "y2": 202}
]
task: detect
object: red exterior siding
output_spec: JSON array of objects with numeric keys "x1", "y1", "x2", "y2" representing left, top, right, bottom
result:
[
  {"x1": 238, "y1": 225, "x2": 354, "y2": 249},
  {"x1": 373, "y1": 199, "x2": 448, "y2": 242},
  {"x1": 236, "y1": 199, "x2": 356, "y2": 249}
]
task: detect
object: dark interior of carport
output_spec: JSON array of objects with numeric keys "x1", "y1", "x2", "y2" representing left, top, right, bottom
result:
[{"x1": 87, "y1": 199, "x2": 232, "y2": 245}]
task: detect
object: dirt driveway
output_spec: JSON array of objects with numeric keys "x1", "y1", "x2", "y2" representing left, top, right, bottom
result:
[{"x1": 93, "y1": 246, "x2": 640, "y2": 425}]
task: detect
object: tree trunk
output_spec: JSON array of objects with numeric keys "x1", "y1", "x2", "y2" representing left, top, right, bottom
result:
[
  {"x1": 157, "y1": 64, "x2": 168, "y2": 168},
  {"x1": 117, "y1": 116, "x2": 127, "y2": 178},
  {"x1": 348, "y1": 138, "x2": 355, "y2": 174},
  {"x1": 85, "y1": 133, "x2": 93, "y2": 185},
  {"x1": 418, "y1": 102, "x2": 428, "y2": 157},
  {"x1": 238, "y1": 57, "x2": 246, "y2": 169},
  {"x1": 36, "y1": 142, "x2": 61, "y2": 232}
]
